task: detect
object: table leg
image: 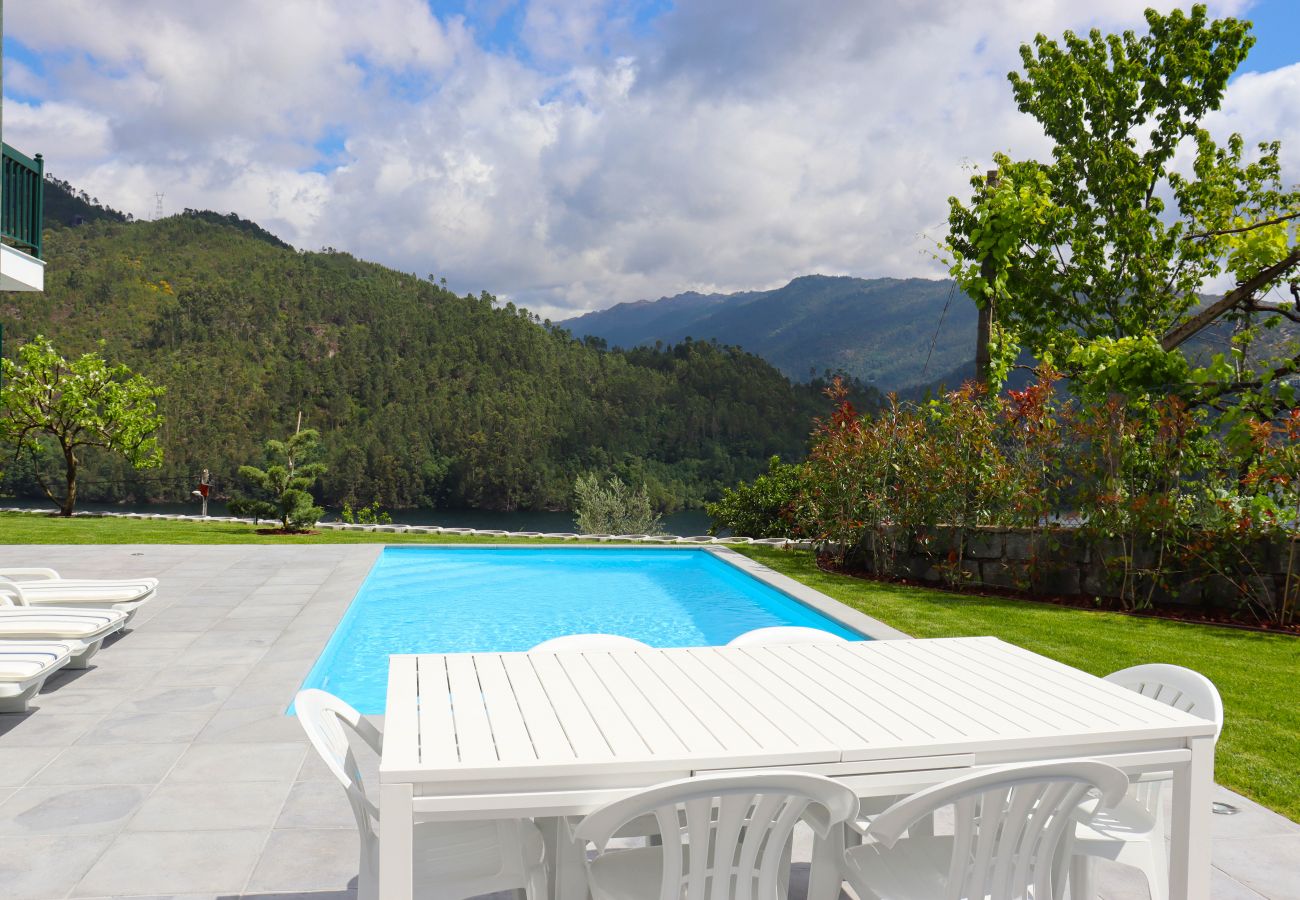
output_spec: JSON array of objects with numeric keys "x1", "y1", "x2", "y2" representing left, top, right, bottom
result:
[
  {"x1": 1168, "y1": 736, "x2": 1214, "y2": 900},
  {"x1": 540, "y1": 816, "x2": 589, "y2": 900},
  {"x1": 379, "y1": 782, "x2": 414, "y2": 900}
]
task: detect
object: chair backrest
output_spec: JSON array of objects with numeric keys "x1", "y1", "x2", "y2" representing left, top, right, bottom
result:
[
  {"x1": 725, "y1": 626, "x2": 848, "y2": 648},
  {"x1": 863, "y1": 760, "x2": 1128, "y2": 900},
  {"x1": 573, "y1": 771, "x2": 858, "y2": 900},
  {"x1": 1105, "y1": 664, "x2": 1224, "y2": 741},
  {"x1": 294, "y1": 689, "x2": 383, "y2": 844},
  {"x1": 530, "y1": 633, "x2": 652, "y2": 652}
]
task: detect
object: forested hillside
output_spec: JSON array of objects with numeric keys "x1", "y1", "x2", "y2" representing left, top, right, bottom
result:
[
  {"x1": 566, "y1": 275, "x2": 977, "y2": 392},
  {"x1": 2, "y1": 212, "x2": 859, "y2": 512}
]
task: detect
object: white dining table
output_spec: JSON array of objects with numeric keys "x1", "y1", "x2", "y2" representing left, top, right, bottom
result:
[{"x1": 377, "y1": 637, "x2": 1216, "y2": 900}]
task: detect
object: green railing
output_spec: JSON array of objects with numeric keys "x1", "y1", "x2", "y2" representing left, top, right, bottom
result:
[{"x1": 2, "y1": 143, "x2": 44, "y2": 260}]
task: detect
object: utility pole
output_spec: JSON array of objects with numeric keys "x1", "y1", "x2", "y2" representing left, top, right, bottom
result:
[{"x1": 975, "y1": 169, "x2": 1000, "y2": 389}]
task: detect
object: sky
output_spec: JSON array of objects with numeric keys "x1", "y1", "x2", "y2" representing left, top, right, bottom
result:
[{"x1": 4, "y1": 1, "x2": 1298, "y2": 321}]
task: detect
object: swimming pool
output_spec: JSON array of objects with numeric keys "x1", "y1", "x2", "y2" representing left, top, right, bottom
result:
[{"x1": 297, "y1": 546, "x2": 867, "y2": 713}]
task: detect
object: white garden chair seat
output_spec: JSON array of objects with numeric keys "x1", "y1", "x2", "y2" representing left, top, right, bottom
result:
[
  {"x1": 0, "y1": 607, "x2": 128, "y2": 668},
  {"x1": 295, "y1": 688, "x2": 548, "y2": 900},
  {"x1": 841, "y1": 760, "x2": 1129, "y2": 900},
  {"x1": 1066, "y1": 664, "x2": 1224, "y2": 900},
  {"x1": 725, "y1": 626, "x2": 848, "y2": 647},
  {"x1": 530, "y1": 634, "x2": 652, "y2": 652},
  {"x1": 0, "y1": 640, "x2": 76, "y2": 712}
]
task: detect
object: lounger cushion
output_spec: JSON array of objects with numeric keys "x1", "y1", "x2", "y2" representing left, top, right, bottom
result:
[
  {"x1": 0, "y1": 608, "x2": 128, "y2": 640},
  {"x1": 0, "y1": 640, "x2": 76, "y2": 684}
]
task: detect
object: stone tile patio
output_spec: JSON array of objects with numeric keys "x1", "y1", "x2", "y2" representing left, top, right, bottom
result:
[{"x1": 0, "y1": 543, "x2": 1295, "y2": 899}]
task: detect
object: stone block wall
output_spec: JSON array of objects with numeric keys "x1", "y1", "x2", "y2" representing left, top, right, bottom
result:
[{"x1": 851, "y1": 525, "x2": 1298, "y2": 612}]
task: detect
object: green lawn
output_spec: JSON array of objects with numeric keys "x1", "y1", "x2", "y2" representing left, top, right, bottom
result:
[{"x1": 1, "y1": 512, "x2": 1296, "y2": 820}]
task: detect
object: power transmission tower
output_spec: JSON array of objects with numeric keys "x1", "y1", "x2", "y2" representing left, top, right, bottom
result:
[{"x1": 153, "y1": 192, "x2": 165, "y2": 220}]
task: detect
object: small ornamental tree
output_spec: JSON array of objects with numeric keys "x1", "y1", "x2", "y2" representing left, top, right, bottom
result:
[
  {"x1": 573, "y1": 473, "x2": 662, "y2": 535},
  {"x1": 0, "y1": 336, "x2": 164, "y2": 516},
  {"x1": 229, "y1": 427, "x2": 326, "y2": 531}
]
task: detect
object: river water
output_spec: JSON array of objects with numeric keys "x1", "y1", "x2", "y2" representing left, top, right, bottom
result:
[{"x1": 0, "y1": 498, "x2": 716, "y2": 536}]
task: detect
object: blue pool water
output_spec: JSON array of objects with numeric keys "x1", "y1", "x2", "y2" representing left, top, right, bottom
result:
[{"x1": 297, "y1": 546, "x2": 864, "y2": 713}]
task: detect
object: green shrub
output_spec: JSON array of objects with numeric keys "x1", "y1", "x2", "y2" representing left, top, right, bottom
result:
[
  {"x1": 706, "y1": 456, "x2": 804, "y2": 537},
  {"x1": 573, "y1": 473, "x2": 662, "y2": 534},
  {"x1": 229, "y1": 427, "x2": 327, "y2": 532}
]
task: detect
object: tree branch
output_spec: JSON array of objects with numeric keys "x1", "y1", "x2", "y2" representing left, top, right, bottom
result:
[
  {"x1": 1186, "y1": 210, "x2": 1300, "y2": 240},
  {"x1": 1161, "y1": 246, "x2": 1300, "y2": 351}
]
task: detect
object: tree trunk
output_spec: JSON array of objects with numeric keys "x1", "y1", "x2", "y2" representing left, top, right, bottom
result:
[{"x1": 61, "y1": 445, "x2": 78, "y2": 517}]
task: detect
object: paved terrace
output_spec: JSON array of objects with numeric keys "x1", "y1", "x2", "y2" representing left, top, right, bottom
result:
[{"x1": 0, "y1": 544, "x2": 1295, "y2": 900}]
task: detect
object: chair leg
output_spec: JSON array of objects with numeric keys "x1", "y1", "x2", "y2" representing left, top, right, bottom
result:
[
  {"x1": 1069, "y1": 854, "x2": 1094, "y2": 900},
  {"x1": 1144, "y1": 837, "x2": 1169, "y2": 900}
]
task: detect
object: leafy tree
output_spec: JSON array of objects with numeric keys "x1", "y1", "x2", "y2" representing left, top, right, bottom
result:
[
  {"x1": 573, "y1": 473, "x2": 663, "y2": 535},
  {"x1": 229, "y1": 427, "x2": 326, "y2": 531},
  {"x1": 706, "y1": 456, "x2": 804, "y2": 537},
  {"x1": 947, "y1": 5, "x2": 1299, "y2": 408},
  {"x1": 0, "y1": 336, "x2": 164, "y2": 516}
]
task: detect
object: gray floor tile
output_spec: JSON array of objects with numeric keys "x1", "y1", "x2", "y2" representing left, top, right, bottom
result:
[
  {"x1": 245, "y1": 828, "x2": 360, "y2": 894},
  {"x1": 189, "y1": 630, "x2": 283, "y2": 650},
  {"x1": 34, "y1": 743, "x2": 186, "y2": 786},
  {"x1": 181, "y1": 645, "x2": 270, "y2": 667},
  {"x1": 162, "y1": 663, "x2": 257, "y2": 685},
  {"x1": 0, "y1": 711, "x2": 103, "y2": 747},
  {"x1": 127, "y1": 780, "x2": 293, "y2": 831},
  {"x1": 226, "y1": 603, "x2": 310, "y2": 619},
  {"x1": 275, "y1": 781, "x2": 357, "y2": 829},
  {"x1": 167, "y1": 742, "x2": 307, "y2": 784},
  {"x1": 42, "y1": 666, "x2": 156, "y2": 692},
  {"x1": 195, "y1": 706, "x2": 301, "y2": 743},
  {"x1": 222, "y1": 680, "x2": 300, "y2": 711},
  {"x1": 0, "y1": 746, "x2": 56, "y2": 786},
  {"x1": 0, "y1": 833, "x2": 115, "y2": 900},
  {"x1": 0, "y1": 783, "x2": 150, "y2": 835},
  {"x1": 30, "y1": 686, "x2": 129, "y2": 716},
  {"x1": 1213, "y1": 834, "x2": 1300, "y2": 899},
  {"x1": 108, "y1": 630, "x2": 204, "y2": 649},
  {"x1": 94, "y1": 646, "x2": 187, "y2": 669},
  {"x1": 208, "y1": 616, "x2": 296, "y2": 633},
  {"x1": 114, "y1": 684, "x2": 235, "y2": 715},
  {"x1": 72, "y1": 829, "x2": 267, "y2": 897},
  {"x1": 78, "y1": 711, "x2": 214, "y2": 745}
]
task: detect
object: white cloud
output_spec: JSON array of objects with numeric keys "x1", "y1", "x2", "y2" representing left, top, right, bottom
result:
[{"x1": 4, "y1": 0, "x2": 1292, "y2": 319}]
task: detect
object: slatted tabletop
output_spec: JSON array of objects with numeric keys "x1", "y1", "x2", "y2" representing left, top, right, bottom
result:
[{"x1": 379, "y1": 637, "x2": 1214, "y2": 786}]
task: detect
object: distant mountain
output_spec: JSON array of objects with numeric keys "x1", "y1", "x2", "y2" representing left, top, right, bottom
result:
[{"x1": 565, "y1": 275, "x2": 978, "y2": 393}]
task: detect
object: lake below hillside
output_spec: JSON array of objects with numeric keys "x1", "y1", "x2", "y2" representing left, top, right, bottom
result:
[{"x1": 0, "y1": 498, "x2": 716, "y2": 536}]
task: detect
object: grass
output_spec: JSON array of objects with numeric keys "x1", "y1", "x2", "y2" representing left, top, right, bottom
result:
[
  {"x1": 2, "y1": 512, "x2": 1296, "y2": 820},
  {"x1": 735, "y1": 546, "x2": 1300, "y2": 823}
]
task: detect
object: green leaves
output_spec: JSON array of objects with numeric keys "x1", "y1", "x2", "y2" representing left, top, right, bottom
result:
[
  {"x1": 0, "y1": 335, "x2": 165, "y2": 515},
  {"x1": 229, "y1": 427, "x2": 326, "y2": 531}
]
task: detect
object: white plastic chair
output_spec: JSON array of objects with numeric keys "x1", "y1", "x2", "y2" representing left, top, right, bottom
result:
[
  {"x1": 1066, "y1": 664, "x2": 1224, "y2": 900},
  {"x1": 572, "y1": 771, "x2": 859, "y2": 900},
  {"x1": 841, "y1": 760, "x2": 1129, "y2": 900},
  {"x1": 294, "y1": 689, "x2": 548, "y2": 900},
  {"x1": 726, "y1": 626, "x2": 849, "y2": 647},
  {"x1": 530, "y1": 633, "x2": 652, "y2": 652}
]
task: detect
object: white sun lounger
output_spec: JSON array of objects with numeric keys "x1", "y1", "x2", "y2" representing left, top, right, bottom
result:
[
  {"x1": 0, "y1": 607, "x2": 128, "y2": 668},
  {"x1": 0, "y1": 573, "x2": 156, "y2": 622},
  {"x1": 0, "y1": 640, "x2": 76, "y2": 713},
  {"x1": 0, "y1": 567, "x2": 158, "y2": 596}
]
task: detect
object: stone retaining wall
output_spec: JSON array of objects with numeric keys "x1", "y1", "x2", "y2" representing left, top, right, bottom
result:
[{"x1": 853, "y1": 524, "x2": 1297, "y2": 609}]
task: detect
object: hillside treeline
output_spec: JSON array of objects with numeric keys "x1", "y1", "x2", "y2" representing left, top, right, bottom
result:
[{"x1": 1, "y1": 212, "x2": 871, "y2": 511}]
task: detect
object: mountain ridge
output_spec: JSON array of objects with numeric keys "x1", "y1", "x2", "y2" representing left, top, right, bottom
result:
[{"x1": 565, "y1": 274, "x2": 977, "y2": 392}]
